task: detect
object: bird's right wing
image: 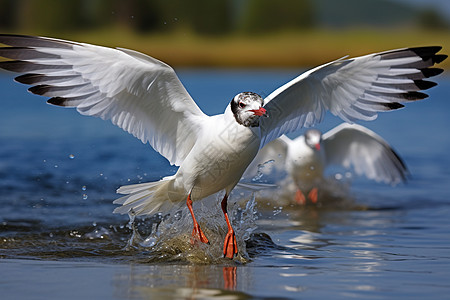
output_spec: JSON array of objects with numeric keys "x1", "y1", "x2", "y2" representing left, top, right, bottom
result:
[
  {"x1": 322, "y1": 123, "x2": 408, "y2": 185},
  {"x1": 0, "y1": 34, "x2": 208, "y2": 166},
  {"x1": 260, "y1": 47, "x2": 446, "y2": 148}
]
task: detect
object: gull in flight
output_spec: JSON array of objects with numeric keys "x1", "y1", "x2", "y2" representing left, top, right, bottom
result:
[
  {"x1": 243, "y1": 123, "x2": 409, "y2": 204},
  {"x1": 0, "y1": 34, "x2": 446, "y2": 258}
]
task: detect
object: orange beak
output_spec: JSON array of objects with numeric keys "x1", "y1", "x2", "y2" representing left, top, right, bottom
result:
[
  {"x1": 315, "y1": 143, "x2": 321, "y2": 151},
  {"x1": 250, "y1": 107, "x2": 267, "y2": 117}
]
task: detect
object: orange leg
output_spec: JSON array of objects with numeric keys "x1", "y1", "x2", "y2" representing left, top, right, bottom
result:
[
  {"x1": 187, "y1": 194, "x2": 209, "y2": 244},
  {"x1": 295, "y1": 189, "x2": 306, "y2": 205},
  {"x1": 221, "y1": 194, "x2": 238, "y2": 259},
  {"x1": 308, "y1": 187, "x2": 318, "y2": 204}
]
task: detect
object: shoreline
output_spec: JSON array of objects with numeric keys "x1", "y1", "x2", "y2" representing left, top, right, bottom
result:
[{"x1": 2, "y1": 28, "x2": 450, "y2": 69}]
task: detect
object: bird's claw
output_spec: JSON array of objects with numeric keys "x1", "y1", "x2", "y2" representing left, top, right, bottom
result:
[
  {"x1": 192, "y1": 224, "x2": 209, "y2": 244},
  {"x1": 223, "y1": 230, "x2": 238, "y2": 259}
]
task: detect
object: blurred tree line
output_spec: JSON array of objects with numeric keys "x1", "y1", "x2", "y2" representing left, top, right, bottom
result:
[
  {"x1": 0, "y1": 0, "x2": 315, "y2": 35},
  {"x1": 0, "y1": 0, "x2": 447, "y2": 36}
]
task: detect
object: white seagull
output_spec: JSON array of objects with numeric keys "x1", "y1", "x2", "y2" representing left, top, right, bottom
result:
[
  {"x1": 0, "y1": 34, "x2": 446, "y2": 258},
  {"x1": 243, "y1": 123, "x2": 409, "y2": 204}
]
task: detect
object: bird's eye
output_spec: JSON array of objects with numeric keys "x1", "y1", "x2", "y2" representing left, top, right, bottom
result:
[{"x1": 239, "y1": 102, "x2": 246, "y2": 108}]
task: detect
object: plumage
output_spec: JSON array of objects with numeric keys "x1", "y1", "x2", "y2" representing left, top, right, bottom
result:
[
  {"x1": 0, "y1": 34, "x2": 445, "y2": 258},
  {"x1": 244, "y1": 123, "x2": 409, "y2": 203},
  {"x1": 259, "y1": 47, "x2": 446, "y2": 147}
]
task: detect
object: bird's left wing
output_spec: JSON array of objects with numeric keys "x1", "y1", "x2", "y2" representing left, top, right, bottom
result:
[
  {"x1": 0, "y1": 34, "x2": 208, "y2": 166},
  {"x1": 260, "y1": 47, "x2": 446, "y2": 147},
  {"x1": 322, "y1": 123, "x2": 408, "y2": 185}
]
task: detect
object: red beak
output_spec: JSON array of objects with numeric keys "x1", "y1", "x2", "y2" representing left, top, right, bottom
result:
[
  {"x1": 250, "y1": 107, "x2": 267, "y2": 116},
  {"x1": 315, "y1": 143, "x2": 321, "y2": 151}
]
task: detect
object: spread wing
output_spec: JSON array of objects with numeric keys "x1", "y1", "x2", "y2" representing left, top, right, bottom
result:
[
  {"x1": 0, "y1": 34, "x2": 208, "y2": 166},
  {"x1": 322, "y1": 123, "x2": 408, "y2": 185},
  {"x1": 260, "y1": 47, "x2": 447, "y2": 147}
]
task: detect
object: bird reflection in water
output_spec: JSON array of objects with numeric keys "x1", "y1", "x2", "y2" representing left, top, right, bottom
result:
[{"x1": 223, "y1": 266, "x2": 237, "y2": 290}]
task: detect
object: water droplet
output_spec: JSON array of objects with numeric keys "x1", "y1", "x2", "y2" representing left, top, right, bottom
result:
[
  {"x1": 273, "y1": 206, "x2": 282, "y2": 216},
  {"x1": 174, "y1": 210, "x2": 182, "y2": 220},
  {"x1": 82, "y1": 194, "x2": 88, "y2": 200},
  {"x1": 252, "y1": 159, "x2": 274, "y2": 181},
  {"x1": 54, "y1": 164, "x2": 58, "y2": 168},
  {"x1": 69, "y1": 154, "x2": 75, "y2": 159}
]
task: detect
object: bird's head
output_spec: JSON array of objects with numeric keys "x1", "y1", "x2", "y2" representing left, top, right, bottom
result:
[
  {"x1": 305, "y1": 129, "x2": 322, "y2": 151},
  {"x1": 230, "y1": 92, "x2": 266, "y2": 127}
]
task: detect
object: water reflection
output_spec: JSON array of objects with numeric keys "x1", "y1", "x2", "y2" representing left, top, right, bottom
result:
[
  {"x1": 113, "y1": 264, "x2": 248, "y2": 299},
  {"x1": 223, "y1": 266, "x2": 237, "y2": 290}
]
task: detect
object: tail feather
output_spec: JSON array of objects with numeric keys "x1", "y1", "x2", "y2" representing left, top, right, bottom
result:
[
  {"x1": 116, "y1": 181, "x2": 163, "y2": 195},
  {"x1": 117, "y1": 188, "x2": 157, "y2": 206},
  {"x1": 113, "y1": 177, "x2": 185, "y2": 216}
]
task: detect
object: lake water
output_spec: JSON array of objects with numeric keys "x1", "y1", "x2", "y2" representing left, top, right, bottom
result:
[{"x1": 0, "y1": 69, "x2": 449, "y2": 299}]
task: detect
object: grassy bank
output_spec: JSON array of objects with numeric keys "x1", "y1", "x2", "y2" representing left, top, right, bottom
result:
[{"x1": 2, "y1": 28, "x2": 450, "y2": 69}]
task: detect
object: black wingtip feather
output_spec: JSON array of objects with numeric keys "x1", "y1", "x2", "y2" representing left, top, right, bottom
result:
[
  {"x1": 434, "y1": 54, "x2": 448, "y2": 64},
  {"x1": 409, "y1": 46, "x2": 442, "y2": 59},
  {"x1": 0, "y1": 46, "x2": 29, "y2": 58},
  {"x1": 403, "y1": 91, "x2": 429, "y2": 100},
  {"x1": 384, "y1": 102, "x2": 404, "y2": 110},
  {"x1": 414, "y1": 80, "x2": 437, "y2": 90},
  {"x1": 28, "y1": 84, "x2": 52, "y2": 95},
  {"x1": 47, "y1": 97, "x2": 67, "y2": 106},
  {"x1": 0, "y1": 60, "x2": 27, "y2": 72},
  {"x1": 15, "y1": 73, "x2": 44, "y2": 85},
  {"x1": 421, "y1": 68, "x2": 444, "y2": 78},
  {"x1": 0, "y1": 34, "x2": 76, "y2": 49}
]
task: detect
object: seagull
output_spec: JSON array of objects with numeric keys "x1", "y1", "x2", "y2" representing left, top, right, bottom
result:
[
  {"x1": 0, "y1": 34, "x2": 446, "y2": 258},
  {"x1": 243, "y1": 123, "x2": 409, "y2": 204}
]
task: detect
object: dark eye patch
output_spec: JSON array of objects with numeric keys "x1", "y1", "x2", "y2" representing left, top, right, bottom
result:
[{"x1": 239, "y1": 102, "x2": 246, "y2": 108}]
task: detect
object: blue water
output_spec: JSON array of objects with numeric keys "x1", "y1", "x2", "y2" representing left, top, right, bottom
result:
[{"x1": 1, "y1": 69, "x2": 450, "y2": 299}]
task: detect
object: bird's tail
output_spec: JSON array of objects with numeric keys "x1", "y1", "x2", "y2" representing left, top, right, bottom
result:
[{"x1": 113, "y1": 176, "x2": 185, "y2": 216}]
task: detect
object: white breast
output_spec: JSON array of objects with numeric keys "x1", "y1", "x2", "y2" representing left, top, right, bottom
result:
[{"x1": 174, "y1": 114, "x2": 261, "y2": 200}]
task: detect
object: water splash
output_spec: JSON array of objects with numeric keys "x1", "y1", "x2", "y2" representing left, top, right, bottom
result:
[
  {"x1": 124, "y1": 193, "x2": 259, "y2": 264},
  {"x1": 252, "y1": 159, "x2": 275, "y2": 182},
  {"x1": 125, "y1": 210, "x2": 141, "y2": 250}
]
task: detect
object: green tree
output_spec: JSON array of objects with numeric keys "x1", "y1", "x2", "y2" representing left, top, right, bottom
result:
[
  {"x1": 239, "y1": 0, "x2": 315, "y2": 34},
  {"x1": 189, "y1": 0, "x2": 233, "y2": 35},
  {"x1": 417, "y1": 8, "x2": 449, "y2": 30}
]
